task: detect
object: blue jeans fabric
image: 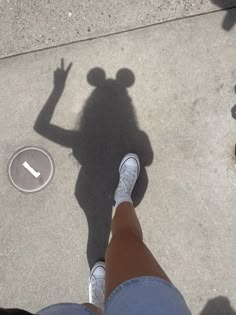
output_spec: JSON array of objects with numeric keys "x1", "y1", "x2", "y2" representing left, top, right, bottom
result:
[{"x1": 38, "y1": 276, "x2": 192, "y2": 315}]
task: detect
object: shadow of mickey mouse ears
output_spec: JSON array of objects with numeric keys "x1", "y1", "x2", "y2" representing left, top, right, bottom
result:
[{"x1": 87, "y1": 67, "x2": 135, "y2": 87}]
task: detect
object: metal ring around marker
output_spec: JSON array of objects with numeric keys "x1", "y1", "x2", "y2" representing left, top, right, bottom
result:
[{"x1": 8, "y1": 146, "x2": 54, "y2": 193}]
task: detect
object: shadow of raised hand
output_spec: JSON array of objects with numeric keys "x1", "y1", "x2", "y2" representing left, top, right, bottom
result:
[
  {"x1": 54, "y1": 59, "x2": 72, "y2": 90},
  {"x1": 34, "y1": 58, "x2": 75, "y2": 147}
]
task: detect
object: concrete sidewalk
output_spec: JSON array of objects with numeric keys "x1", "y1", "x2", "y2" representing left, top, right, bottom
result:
[
  {"x1": 0, "y1": 7, "x2": 236, "y2": 315},
  {"x1": 0, "y1": 0, "x2": 236, "y2": 58}
]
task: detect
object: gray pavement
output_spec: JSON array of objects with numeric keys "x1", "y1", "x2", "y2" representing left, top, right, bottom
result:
[
  {"x1": 0, "y1": 0, "x2": 236, "y2": 58},
  {"x1": 0, "y1": 5, "x2": 236, "y2": 315}
]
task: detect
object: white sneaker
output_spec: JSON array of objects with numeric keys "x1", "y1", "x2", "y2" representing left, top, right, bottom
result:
[
  {"x1": 89, "y1": 261, "x2": 105, "y2": 311},
  {"x1": 114, "y1": 153, "x2": 140, "y2": 208}
]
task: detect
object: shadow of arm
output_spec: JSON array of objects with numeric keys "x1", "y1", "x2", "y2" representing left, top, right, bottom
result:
[
  {"x1": 34, "y1": 59, "x2": 75, "y2": 148},
  {"x1": 34, "y1": 87, "x2": 75, "y2": 147}
]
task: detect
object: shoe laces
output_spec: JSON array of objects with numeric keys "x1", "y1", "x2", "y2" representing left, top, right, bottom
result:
[{"x1": 117, "y1": 165, "x2": 137, "y2": 194}]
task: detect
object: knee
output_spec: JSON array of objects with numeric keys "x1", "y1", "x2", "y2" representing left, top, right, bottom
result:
[
  {"x1": 105, "y1": 229, "x2": 143, "y2": 262},
  {"x1": 111, "y1": 227, "x2": 143, "y2": 243}
]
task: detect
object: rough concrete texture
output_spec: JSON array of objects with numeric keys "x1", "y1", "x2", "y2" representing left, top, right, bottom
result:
[
  {"x1": 0, "y1": 8, "x2": 236, "y2": 315},
  {"x1": 0, "y1": 0, "x2": 236, "y2": 58}
]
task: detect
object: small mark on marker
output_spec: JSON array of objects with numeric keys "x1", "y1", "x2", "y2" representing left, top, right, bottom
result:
[{"x1": 22, "y1": 161, "x2": 40, "y2": 178}]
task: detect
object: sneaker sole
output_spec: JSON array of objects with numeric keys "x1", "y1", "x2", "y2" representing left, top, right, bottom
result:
[{"x1": 119, "y1": 153, "x2": 140, "y2": 177}]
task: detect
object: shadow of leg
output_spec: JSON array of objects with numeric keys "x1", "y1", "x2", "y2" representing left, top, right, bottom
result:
[
  {"x1": 75, "y1": 168, "x2": 113, "y2": 269},
  {"x1": 86, "y1": 207, "x2": 112, "y2": 269}
]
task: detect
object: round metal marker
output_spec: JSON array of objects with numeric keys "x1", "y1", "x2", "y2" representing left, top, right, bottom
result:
[{"x1": 8, "y1": 146, "x2": 54, "y2": 193}]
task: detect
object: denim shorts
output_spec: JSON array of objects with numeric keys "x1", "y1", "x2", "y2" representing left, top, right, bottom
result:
[{"x1": 38, "y1": 276, "x2": 192, "y2": 315}]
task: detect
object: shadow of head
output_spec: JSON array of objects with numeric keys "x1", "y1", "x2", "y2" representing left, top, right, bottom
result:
[
  {"x1": 199, "y1": 296, "x2": 236, "y2": 315},
  {"x1": 211, "y1": 0, "x2": 236, "y2": 30}
]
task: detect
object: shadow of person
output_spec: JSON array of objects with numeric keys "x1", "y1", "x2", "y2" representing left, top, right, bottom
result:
[
  {"x1": 199, "y1": 296, "x2": 236, "y2": 315},
  {"x1": 34, "y1": 60, "x2": 153, "y2": 269},
  {"x1": 211, "y1": 0, "x2": 236, "y2": 30}
]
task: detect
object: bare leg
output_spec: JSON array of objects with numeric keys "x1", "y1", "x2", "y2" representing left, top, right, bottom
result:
[{"x1": 105, "y1": 201, "x2": 171, "y2": 300}]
